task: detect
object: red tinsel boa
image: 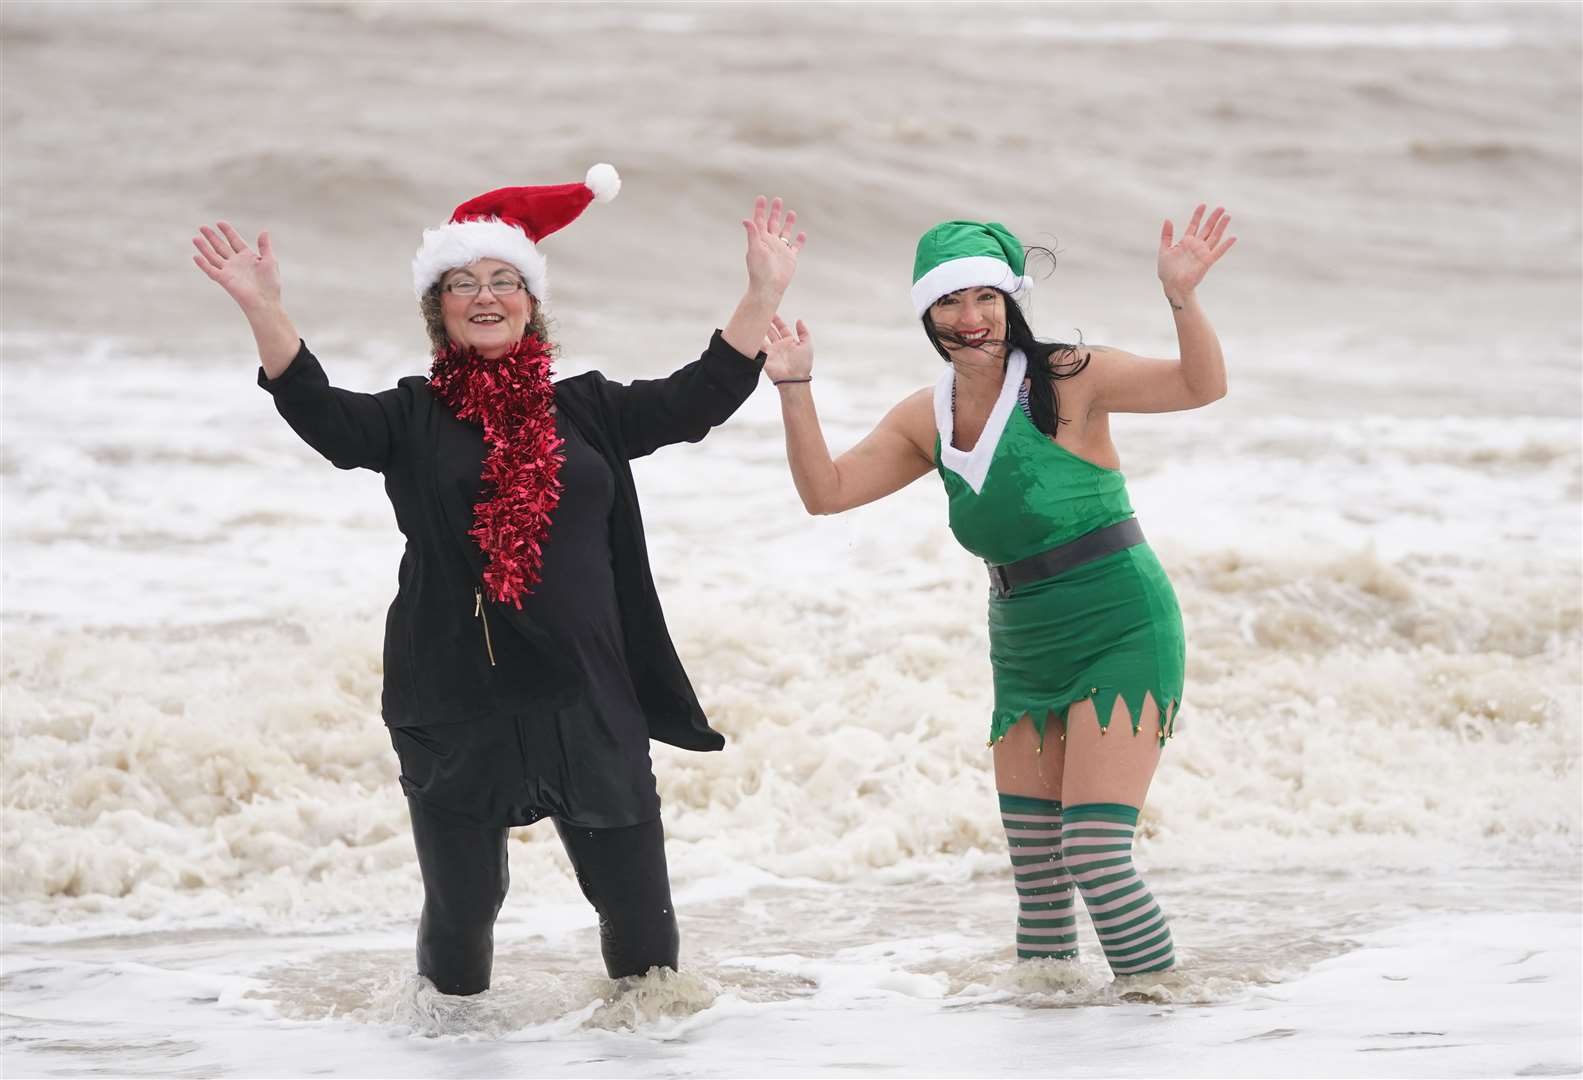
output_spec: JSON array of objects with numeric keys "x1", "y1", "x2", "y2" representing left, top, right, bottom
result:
[{"x1": 428, "y1": 334, "x2": 564, "y2": 607}]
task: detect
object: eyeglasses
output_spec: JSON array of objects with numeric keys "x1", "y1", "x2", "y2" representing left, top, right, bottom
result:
[{"x1": 443, "y1": 276, "x2": 526, "y2": 298}]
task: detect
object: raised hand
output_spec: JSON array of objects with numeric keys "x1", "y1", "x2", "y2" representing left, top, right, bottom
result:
[
  {"x1": 1157, "y1": 204, "x2": 1235, "y2": 303},
  {"x1": 191, "y1": 220, "x2": 299, "y2": 376},
  {"x1": 741, "y1": 195, "x2": 806, "y2": 298},
  {"x1": 763, "y1": 314, "x2": 813, "y2": 383},
  {"x1": 192, "y1": 221, "x2": 282, "y2": 314}
]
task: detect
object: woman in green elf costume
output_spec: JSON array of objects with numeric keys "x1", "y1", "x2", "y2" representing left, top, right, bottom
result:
[{"x1": 765, "y1": 205, "x2": 1234, "y2": 976}]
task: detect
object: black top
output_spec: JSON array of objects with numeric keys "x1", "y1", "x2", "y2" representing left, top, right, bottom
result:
[
  {"x1": 390, "y1": 411, "x2": 662, "y2": 830},
  {"x1": 258, "y1": 330, "x2": 763, "y2": 750},
  {"x1": 515, "y1": 408, "x2": 647, "y2": 747}
]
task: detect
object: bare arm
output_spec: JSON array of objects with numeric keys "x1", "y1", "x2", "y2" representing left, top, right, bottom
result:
[
  {"x1": 1091, "y1": 203, "x2": 1236, "y2": 415},
  {"x1": 765, "y1": 318, "x2": 935, "y2": 515}
]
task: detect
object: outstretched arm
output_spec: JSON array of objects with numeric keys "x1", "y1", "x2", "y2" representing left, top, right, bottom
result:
[
  {"x1": 193, "y1": 221, "x2": 404, "y2": 471},
  {"x1": 606, "y1": 196, "x2": 808, "y2": 458},
  {"x1": 191, "y1": 221, "x2": 300, "y2": 379},
  {"x1": 1090, "y1": 203, "x2": 1236, "y2": 414},
  {"x1": 765, "y1": 317, "x2": 935, "y2": 515}
]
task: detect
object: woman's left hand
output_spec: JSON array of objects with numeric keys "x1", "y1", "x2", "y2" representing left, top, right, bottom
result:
[
  {"x1": 741, "y1": 195, "x2": 806, "y2": 298},
  {"x1": 1157, "y1": 203, "x2": 1236, "y2": 303}
]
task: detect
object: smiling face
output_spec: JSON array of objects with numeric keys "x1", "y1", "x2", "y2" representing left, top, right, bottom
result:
[
  {"x1": 928, "y1": 286, "x2": 1007, "y2": 360},
  {"x1": 439, "y1": 258, "x2": 535, "y2": 358}
]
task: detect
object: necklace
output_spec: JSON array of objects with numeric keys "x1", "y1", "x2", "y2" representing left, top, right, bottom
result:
[{"x1": 428, "y1": 334, "x2": 564, "y2": 607}]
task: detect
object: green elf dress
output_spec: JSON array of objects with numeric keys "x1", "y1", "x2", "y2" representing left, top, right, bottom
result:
[{"x1": 934, "y1": 349, "x2": 1186, "y2": 748}]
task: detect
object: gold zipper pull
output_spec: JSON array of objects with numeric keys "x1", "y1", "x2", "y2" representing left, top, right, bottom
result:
[{"x1": 473, "y1": 586, "x2": 497, "y2": 667}]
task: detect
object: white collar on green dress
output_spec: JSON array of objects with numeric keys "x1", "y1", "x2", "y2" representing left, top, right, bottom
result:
[{"x1": 933, "y1": 349, "x2": 1027, "y2": 495}]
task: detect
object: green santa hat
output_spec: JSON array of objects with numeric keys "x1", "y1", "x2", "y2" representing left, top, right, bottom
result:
[{"x1": 910, "y1": 220, "x2": 1034, "y2": 317}]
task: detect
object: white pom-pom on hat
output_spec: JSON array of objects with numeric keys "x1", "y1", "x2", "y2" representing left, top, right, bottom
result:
[{"x1": 585, "y1": 163, "x2": 621, "y2": 203}]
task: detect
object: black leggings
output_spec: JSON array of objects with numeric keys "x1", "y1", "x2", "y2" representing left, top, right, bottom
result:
[{"x1": 407, "y1": 798, "x2": 680, "y2": 995}]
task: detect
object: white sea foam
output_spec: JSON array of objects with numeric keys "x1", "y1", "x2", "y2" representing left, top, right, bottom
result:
[
  {"x1": 2, "y1": 331, "x2": 1578, "y2": 931},
  {"x1": 2, "y1": 906, "x2": 1577, "y2": 1075}
]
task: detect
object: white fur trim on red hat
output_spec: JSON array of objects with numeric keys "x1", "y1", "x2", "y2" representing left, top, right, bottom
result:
[{"x1": 410, "y1": 217, "x2": 549, "y2": 300}]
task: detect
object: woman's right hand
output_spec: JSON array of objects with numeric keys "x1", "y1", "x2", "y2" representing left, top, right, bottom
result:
[
  {"x1": 740, "y1": 196, "x2": 805, "y2": 300},
  {"x1": 192, "y1": 221, "x2": 281, "y2": 314},
  {"x1": 763, "y1": 315, "x2": 813, "y2": 383}
]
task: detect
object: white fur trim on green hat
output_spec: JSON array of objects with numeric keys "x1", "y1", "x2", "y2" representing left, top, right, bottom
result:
[{"x1": 910, "y1": 257, "x2": 1033, "y2": 318}]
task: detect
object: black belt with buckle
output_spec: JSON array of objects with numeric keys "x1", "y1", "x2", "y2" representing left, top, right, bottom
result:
[{"x1": 986, "y1": 518, "x2": 1145, "y2": 599}]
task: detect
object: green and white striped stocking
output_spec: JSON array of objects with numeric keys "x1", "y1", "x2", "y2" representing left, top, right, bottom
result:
[
  {"x1": 999, "y1": 793, "x2": 1078, "y2": 961},
  {"x1": 1062, "y1": 802, "x2": 1175, "y2": 975}
]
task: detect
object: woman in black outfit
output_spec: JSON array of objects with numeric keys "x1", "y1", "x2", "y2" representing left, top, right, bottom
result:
[{"x1": 192, "y1": 165, "x2": 806, "y2": 995}]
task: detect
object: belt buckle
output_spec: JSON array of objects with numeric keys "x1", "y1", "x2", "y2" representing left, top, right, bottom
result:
[{"x1": 987, "y1": 563, "x2": 1011, "y2": 599}]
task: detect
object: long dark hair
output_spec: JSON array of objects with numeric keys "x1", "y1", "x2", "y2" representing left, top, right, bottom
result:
[{"x1": 922, "y1": 284, "x2": 1089, "y2": 438}]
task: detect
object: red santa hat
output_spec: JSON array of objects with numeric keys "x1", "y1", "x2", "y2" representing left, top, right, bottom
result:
[{"x1": 411, "y1": 163, "x2": 620, "y2": 299}]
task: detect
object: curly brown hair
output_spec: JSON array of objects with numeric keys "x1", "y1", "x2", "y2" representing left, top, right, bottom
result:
[{"x1": 418, "y1": 280, "x2": 557, "y2": 357}]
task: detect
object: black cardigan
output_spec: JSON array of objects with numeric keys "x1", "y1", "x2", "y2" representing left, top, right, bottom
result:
[{"x1": 258, "y1": 330, "x2": 762, "y2": 751}]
